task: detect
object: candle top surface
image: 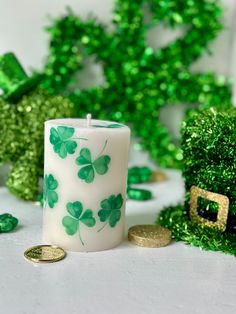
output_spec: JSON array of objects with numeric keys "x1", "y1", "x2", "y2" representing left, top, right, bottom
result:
[{"x1": 45, "y1": 118, "x2": 129, "y2": 131}]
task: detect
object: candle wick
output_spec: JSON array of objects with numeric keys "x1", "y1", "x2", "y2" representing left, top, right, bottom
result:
[{"x1": 86, "y1": 113, "x2": 92, "y2": 127}]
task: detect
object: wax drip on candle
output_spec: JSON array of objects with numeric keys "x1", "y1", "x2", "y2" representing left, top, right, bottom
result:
[{"x1": 86, "y1": 113, "x2": 92, "y2": 127}]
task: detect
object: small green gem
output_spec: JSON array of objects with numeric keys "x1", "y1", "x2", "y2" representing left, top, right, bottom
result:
[
  {"x1": 128, "y1": 166, "x2": 152, "y2": 184},
  {"x1": 0, "y1": 213, "x2": 18, "y2": 232},
  {"x1": 127, "y1": 187, "x2": 152, "y2": 201}
]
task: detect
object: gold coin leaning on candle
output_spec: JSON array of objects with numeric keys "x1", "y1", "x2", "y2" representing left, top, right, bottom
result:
[
  {"x1": 149, "y1": 170, "x2": 168, "y2": 182},
  {"x1": 24, "y1": 245, "x2": 66, "y2": 263},
  {"x1": 128, "y1": 225, "x2": 172, "y2": 248}
]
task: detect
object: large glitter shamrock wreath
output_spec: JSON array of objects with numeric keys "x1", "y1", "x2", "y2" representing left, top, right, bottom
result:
[{"x1": 40, "y1": 0, "x2": 233, "y2": 168}]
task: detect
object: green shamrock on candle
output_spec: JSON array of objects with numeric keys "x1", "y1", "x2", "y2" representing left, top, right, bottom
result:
[
  {"x1": 49, "y1": 126, "x2": 78, "y2": 158},
  {"x1": 62, "y1": 201, "x2": 96, "y2": 245},
  {"x1": 76, "y1": 140, "x2": 111, "y2": 183},
  {"x1": 43, "y1": 174, "x2": 59, "y2": 208},
  {"x1": 98, "y1": 193, "x2": 123, "y2": 232},
  {"x1": 92, "y1": 123, "x2": 124, "y2": 128}
]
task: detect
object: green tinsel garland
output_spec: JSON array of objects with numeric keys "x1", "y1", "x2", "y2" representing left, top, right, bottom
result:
[
  {"x1": 158, "y1": 205, "x2": 236, "y2": 256},
  {"x1": 158, "y1": 107, "x2": 236, "y2": 256},
  {"x1": 40, "y1": 0, "x2": 233, "y2": 168}
]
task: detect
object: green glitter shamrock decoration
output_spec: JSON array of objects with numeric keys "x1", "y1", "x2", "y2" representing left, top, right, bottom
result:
[
  {"x1": 76, "y1": 141, "x2": 111, "y2": 183},
  {"x1": 50, "y1": 126, "x2": 77, "y2": 158},
  {"x1": 98, "y1": 194, "x2": 123, "y2": 231},
  {"x1": 62, "y1": 201, "x2": 96, "y2": 245},
  {"x1": 0, "y1": 213, "x2": 18, "y2": 233},
  {"x1": 43, "y1": 174, "x2": 59, "y2": 208},
  {"x1": 40, "y1": 0, "x2": 232, "y2": 168}
]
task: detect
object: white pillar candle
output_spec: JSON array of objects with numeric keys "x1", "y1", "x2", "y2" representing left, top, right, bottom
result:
[{"x1": 43, "y1": 115, "x2": 130, "y2": 252}]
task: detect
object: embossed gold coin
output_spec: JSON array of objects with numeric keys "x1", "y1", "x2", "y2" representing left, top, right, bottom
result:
[
  {"x1": 128, "y1": 225, "x2": 172, "y2": 248},
  {"x1": 24, "y1": 245, "x2": 66, "y2": 263}
]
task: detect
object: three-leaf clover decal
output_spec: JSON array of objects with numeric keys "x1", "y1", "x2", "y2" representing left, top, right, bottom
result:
[
  {"x1": 76, "y1": 140, "x2": 111, "y2": 183},
  {"x1": 43, "y1": 174, "x2": 58, "y2": 208},
  {"x1": 98, "y1": 194, "x2": 123, "y2": 231},
  {"x1": 50, "y1": 126, "x2": 78, "y2": 158},
  {"x1": 62, "y1": 201, "x2": 96, "y2": 245}
]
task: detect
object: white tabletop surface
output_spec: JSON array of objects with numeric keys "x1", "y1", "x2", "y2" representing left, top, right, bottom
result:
[{"x1": 0, "y1": 169, "x2": 235, "y2": 314}]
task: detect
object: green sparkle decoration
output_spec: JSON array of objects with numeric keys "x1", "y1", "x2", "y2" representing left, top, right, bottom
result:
[
  {"x1": 40, "y1": 0, "x2": 232, "y2": 167},
  {"x1": 0, "y1": 213, "x2": 18, "y2": 233},
  {"x1": 158, "y1": 107, "x2": 236, "y2": 256},
  {"x1": 128, "y1": 166, "x2": 152, "y2": 184},
  {"x1": 0, "y1": 90, "x2": 75, "y2": 200},
  {"x1": 127, "y1": 186, "x2": 152, "y2": 201},
  {"x1": 0, "y1": 52, "x2": 75, "y2": 200},
  {"x1": 158, "y1": 205, "x2": 236, "y2": 256}
]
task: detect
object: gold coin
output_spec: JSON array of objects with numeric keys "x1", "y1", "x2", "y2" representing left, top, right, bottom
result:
[
  {"x1": 149, "y1": 170, "x2": 168, "y2": 182},
  {"x1": 24, "y1": 245, "x2": 66, "y2": 263},
  {"x1": 128, "y1": 225, "x2": 172, "y2": 248}
]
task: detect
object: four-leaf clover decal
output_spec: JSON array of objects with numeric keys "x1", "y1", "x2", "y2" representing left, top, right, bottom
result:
[
  {"x1": 50, "y1": 126, "x2": 78, "y2": 158},
  {"x1": 98, "y1": 194, "x2": 123, "y2": 232},
  {"x1": 62, "y1": 201, "x2": 96, "y2": 245},
  {"x1": 43, "y1": 174, "x2": 58, "y2": 208},
  {"x1": 76, "y1": 141, "x2": 111, "y2": 183}
]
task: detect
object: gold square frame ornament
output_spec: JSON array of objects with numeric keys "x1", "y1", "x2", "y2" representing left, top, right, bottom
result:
[{"x1": 190, "y1": 186, "x2": 229, "y2": 232}]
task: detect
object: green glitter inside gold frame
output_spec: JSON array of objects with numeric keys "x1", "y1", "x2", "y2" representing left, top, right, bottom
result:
[{"x1": 190, "y1": 186, "x2": 229, "y2": 232}]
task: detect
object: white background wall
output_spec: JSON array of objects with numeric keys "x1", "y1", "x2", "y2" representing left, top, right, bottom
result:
[{"x1": 0, "y1": 0, "x2": 235, "y2": 140}]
